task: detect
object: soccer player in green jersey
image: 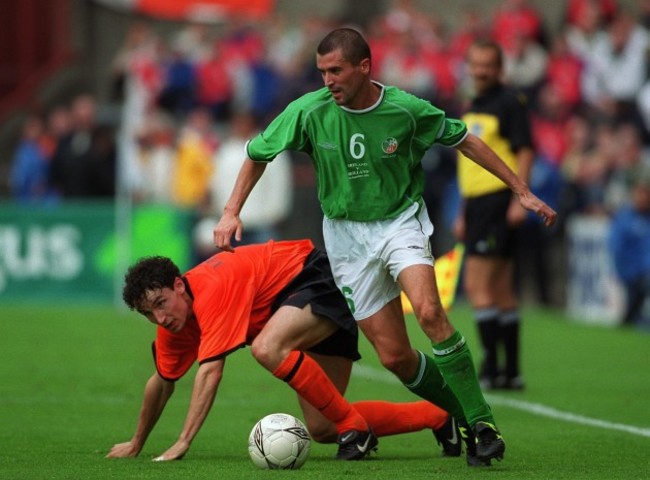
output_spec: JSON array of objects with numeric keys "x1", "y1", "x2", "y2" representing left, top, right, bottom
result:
[{"x1": 214, "y1": 27, "x2": 557, "y2": 466}]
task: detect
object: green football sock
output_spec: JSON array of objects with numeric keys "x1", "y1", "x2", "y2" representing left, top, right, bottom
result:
[
  {"x1": 403, "y1": 350, "x2": 467, "y2": 423},
  {"x1": 432, "y1": 330, "x2": 495, "y2": 426}
]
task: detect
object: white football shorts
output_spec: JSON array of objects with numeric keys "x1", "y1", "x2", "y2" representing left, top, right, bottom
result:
[{"x1": 323, "y1": 201, "x2": 434, "y2": 321}]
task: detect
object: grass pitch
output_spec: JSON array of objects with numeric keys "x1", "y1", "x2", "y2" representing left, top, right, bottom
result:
[{"x1": 0, "y1": 302, "x2": 648, "y2": 479}]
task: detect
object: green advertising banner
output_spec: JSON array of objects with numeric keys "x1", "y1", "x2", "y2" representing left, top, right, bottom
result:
[{"x1": 0, "y1": 202, "x2": 194, "y2": 303}]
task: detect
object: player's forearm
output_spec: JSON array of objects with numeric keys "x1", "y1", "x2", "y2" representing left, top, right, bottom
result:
[
  {"x1": 177, "y1": 361, "x2": 223, "y2": 445},
  {"x1": 131, "y1": 374, "x2": 175, "y2": 447},
  {"x1": 457, "y1": 133, "x2": 529, "y2": 196},
  {"x1": 516, "y1": 147, "x2": 534, "y2": 186},
  {"x1": 223, "y1": 159, "x2": 267, "y2": 216}
]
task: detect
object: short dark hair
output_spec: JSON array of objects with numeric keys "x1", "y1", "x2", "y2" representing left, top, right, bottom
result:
[
  {"x1": 468, "y1": 38, "x2": 504, "y2": 68},
  {"x1": 317, "y1": 27, "x2": 371, "y2": 66},
  {"x1": 122, "y1": 256, "x2": 181, "y2": 311}
]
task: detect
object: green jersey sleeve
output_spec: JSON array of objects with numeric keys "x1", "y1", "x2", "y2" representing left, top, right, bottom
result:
[
  {"x1": 402, "y1": 88, "x2": 467, "y2": 149},
  {"x1": 436, "y1": 118, "x2": 468, "y2": 147},
  {"x1": 246, "y1": 92, "x2": 326, "y2": 161}
]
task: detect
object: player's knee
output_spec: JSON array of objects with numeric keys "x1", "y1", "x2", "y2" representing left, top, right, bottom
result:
[
  {"x1": 250, "y1": 338, "x2": 276, "y2": 368},
  {"x1": 414, "y1": 302, "x2": 452, "y2": 343},
  {"x1": 415, "y1": 301, "x2": 445, "y2": 328},
  {"x1": 379, "y1": 351, "x2": 414, "y2": 378}
]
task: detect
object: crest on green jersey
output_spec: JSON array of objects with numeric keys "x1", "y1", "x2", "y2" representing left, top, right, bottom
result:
[{"x1": 382, "y1": 137, "x2": 398, "y2": 154}]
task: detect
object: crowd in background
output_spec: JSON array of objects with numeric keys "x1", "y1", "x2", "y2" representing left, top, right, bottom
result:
[{"x1": 7, "y1": 0, "x2": 650, "y2": 318}]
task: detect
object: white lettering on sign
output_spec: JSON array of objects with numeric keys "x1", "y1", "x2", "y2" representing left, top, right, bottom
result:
[{"x1": 0, "y1": 225, "x2": 84, "y2": 292}]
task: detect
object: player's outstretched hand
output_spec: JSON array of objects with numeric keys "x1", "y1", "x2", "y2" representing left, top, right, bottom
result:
[
  {"x1": 106, "y1": 441, "x2": 141, "y2": 458},
  {"x1": 152, "y1": 440, "x2": 189, "y2": 462},
  {"x1": 517, "y1": 190, "x2": 557, "y2": 227},
  {"x1": 213, "y1": 211, "x2": 242, "y2": 252}
]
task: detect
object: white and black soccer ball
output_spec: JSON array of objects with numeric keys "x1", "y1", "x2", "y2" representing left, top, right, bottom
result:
[{"x1": 248, "y1": 413, "x2": 311, "y2": 469}]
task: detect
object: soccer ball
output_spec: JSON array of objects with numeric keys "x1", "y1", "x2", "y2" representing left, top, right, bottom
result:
[{"x1": 248, "y1": 413, "x2": 311, "y2": 469}]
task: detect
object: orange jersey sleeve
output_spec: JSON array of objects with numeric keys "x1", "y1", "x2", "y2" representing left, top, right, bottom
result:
[{"x1": 153, "y1": 239, "x2": 315, "y2": 379}]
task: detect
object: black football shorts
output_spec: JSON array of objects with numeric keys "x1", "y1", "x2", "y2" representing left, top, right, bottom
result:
[
  {"x1": 464, "y1": 189, "x2": 516, "y2": 257},
  {"x1": 271, "y1": 248, "x2": 361, "y2": 361}
]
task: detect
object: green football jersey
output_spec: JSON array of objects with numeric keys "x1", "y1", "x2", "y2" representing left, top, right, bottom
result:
[{"x1": 247, "y1": 83, "x2": 468, "y2": 221}]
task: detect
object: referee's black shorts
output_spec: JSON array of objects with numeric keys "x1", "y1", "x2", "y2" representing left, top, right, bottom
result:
[
  {"x1": 271, "y1": 248, "x2": 361, "y2": 361},
  {"x1": 464, "y1": 189, "x2": 516, "y2": 257}
]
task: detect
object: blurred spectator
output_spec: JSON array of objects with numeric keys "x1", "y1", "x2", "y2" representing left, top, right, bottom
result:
[
  {"x1": 265, "y1": 14, "x2": 308, "y2": 78},
  {"x1": 111, "y1": 22, "x2": 164, "y2": 197},
  {"x1": 381, "y1": 0, "x2": 421, "y2": 35},
  {"x1": 272, "y1": 16, "x2": 332, "y2": 106},
  {"x1": 561, "y1": 121, "x2": 615, "y2": 215},
  {"x1": 641, "y1": 0, "x2": 650, "y2": 30},
  {"x1": 634, "y1": 67, "x2": 650, "y2": 137},
  {"x1": 531, "y1": 83, "x2": 572, "y2": 167},
  {"x1": 564, "y1": 0, "x2": 608, "y2": 65},
  {"x1": 195, "y1": 40, "x2": 234, "y2": 123},
  {"x1": 503, "y1": 32, "x2": 548, "y2": 102},
  {"x1": 157, "y1": 44, "x2": 197, "y2": 119},
  {"x1": 604, "y1": 123, "x2": 650, "y2": 212},
  {"x1": 49, "y1": 94, "x2": 116, "y2": 198},
  {"x1": 194, "y1": 111, "x2": 293, "y2": 261},
  {"x1": 565, "y1": 0, "x2": 618, "y2": 28},
  {"x1": 372, "y1": 0, "x2": 446, "y2": 102},
  {"x1": 519, "y1": 85, "x2": 568, "y2": 306},
  {"x1": 608, "y1": 166, "x2": 650, "y2": 328},
  {"x1": 449, "y1": 7, "x2": 489, "y2": 61},
  {"x1": 170, "y1": 23, "x2": 213, "y2": 63},
  {"x1": 581, "y1": 10, "x2": 649, "y2": 123},
  {"x1": 171, "y1": 107, "x2": 217, "y2": 207},
  {"x1": 366, "y1": 15, "x2": 392, "y2": 75},
  {"x1": 545, "y1": 35, "x2": 583, "y2": 112},
  {"x1": 377, "y1": 29, "x2": 437, "y2": 101},
  {"x1": 515, "y1": 152, "x2": 564, "y2": 306},
  {"x1": 247, "y1": 44, "x2": 284, "y2": 125},
  {"x1": 133, "y1": 109, "x2": 177, "y2": 203},
  {"x1": 491, "y1": 0, "x2": 546, "y2": 53},
  {"x1": 560, "y1": 115, "x2": 592, "y2": 178},
  {"x1": 41, "y1": 105, "x2": 73, "y2": 159},
  {"x1": 110, "y1": 21, "x2": 163, "y2": 113},
  {"x1": 420, "y1": 23, "x2": 460, "y2": 109},
  {"x1": 9, "y1": 114, "x2": 53, "y2": 203},
  {"x1": 219, "y1": 21, "x2": 267, "y2": 115}
]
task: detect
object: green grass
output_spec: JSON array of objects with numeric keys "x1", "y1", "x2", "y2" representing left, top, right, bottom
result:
[{"x1": 0, "y1": 302, "x2": 648, "y2": 479}]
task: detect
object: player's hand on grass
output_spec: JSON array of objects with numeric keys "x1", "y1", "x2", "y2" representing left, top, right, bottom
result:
[
  {"x1": 516, "y1": 190, "x2": 557, "y2": 227},
  {"x1": 106, "y1": 441, "x2": 141, "y2": 458},
  {"x1": 213, "y1": 210, "x2": 242, "y2": 252},
  {"x1": 152, "y1": 440, "x2": 189, "y2": 462}
]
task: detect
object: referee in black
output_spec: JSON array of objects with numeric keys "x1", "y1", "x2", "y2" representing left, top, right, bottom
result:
[{"x1": 453, "y1": 39, "x2": 534, "y2": 391}]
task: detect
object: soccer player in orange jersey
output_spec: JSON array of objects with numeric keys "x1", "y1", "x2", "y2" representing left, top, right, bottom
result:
[{"x1": 107, "y1": 239, "x2": 462, "y2": 462}]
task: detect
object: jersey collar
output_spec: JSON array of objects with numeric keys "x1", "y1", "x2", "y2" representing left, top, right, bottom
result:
[{"x1": 340, "y1": 81, "x2": 385, "y2": 114}]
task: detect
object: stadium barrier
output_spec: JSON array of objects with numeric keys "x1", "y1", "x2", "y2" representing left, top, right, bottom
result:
[
  {"x1": 0, "y1": 201, "x2": 194, "y2": 303},
  {"x1": 566, "y1": 214, "x2": 624, "y2": 326}
]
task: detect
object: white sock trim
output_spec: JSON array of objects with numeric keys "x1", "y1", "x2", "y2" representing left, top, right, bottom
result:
[
  {"x1": 404, "y1": 350, "x2": 427, "y2": 389},
  {"x1": 432, "y1": 336, "x2": 466, "y2": 356}
]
